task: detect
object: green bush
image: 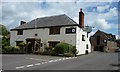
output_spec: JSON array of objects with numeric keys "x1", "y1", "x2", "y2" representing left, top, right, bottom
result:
[
  {"x1": 13, "y1": 46, "x2": 20, "y2": 53},
  {"x1": 54, "y1": 42, "x2": 73, "y2": 54},
  {"x1": 2, "y1": 36, "x2": 9, "y2": 49},
  {"x1": 19, "y1": 42, "x2": 26, "y2": 53},
  {"x1": 4, "y1": 46, "x2": 13, "y2": 53},
  {"x1": 2, "y1": 46, "x2": 25, "y2": 54},
  {"x1": 19, "y1": 42, "x2": 26, "y2": 46},
  {"x1": 40, "y1": 46, "x2": 54, "y2": 55}
]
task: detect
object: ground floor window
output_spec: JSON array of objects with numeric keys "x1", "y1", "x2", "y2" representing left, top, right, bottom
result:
[
  {"x1": 48, "y1": 41, "x2": 60, "y2": 47},
  {"x1": 16, "y1": 41, "x2": 23, "y2": 46},
  {"x1": 86, "y1": 44, "x2": 88, "y2": 49}
]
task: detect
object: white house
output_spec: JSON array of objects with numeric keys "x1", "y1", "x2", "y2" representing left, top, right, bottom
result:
[{"x1": 10, "y1": 9, "x2": 92, "y2": 55}]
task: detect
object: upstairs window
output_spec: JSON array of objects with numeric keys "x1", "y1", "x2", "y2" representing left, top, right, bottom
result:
[
  {"x1": 66, "y1": 28, "x2": 76, "y2": 34},
  {"x1": 17, "y1": 29, "x2": 23, "y2": 35},
  {"x1": 82, "y1": 35, "x2": 85, "y2": 41},
  {"x1": 49, "y1": 27, "x2": 60, "y2": 35}
]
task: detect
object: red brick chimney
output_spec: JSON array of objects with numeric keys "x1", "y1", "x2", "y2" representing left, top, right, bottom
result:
[{"x1": 79, "y1": 8, "x2": 84, "y2": 28}]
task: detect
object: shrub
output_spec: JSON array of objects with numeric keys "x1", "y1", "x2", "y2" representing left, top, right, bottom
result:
[
  {"x1": 19, "y1": 42, "x2": 26, "y2": 46},
  {"x1": 2, "y1": 46, "x2": 24, "y2": 54},
  {"x1": 13, "y1": 46, "x2": 20, "y2": 53},
  {"x1": 54, "y1": 42, "x2": 73, "y2": 54},
  {"x1": 19, "y1": 42, "x2": 26, "y2": 53},
  {"x1": 4, "y1": 46, "x2": 13, "y2": 53},
  {"x1": 41, "y1": 46, "x2": 54, "y2": 55}
]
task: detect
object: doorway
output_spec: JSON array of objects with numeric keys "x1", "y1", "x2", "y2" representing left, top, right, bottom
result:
[
  {"x1": 26, "y1": 38, "x2": 41, "y2": 53},
  {"x1": 94, "y1": 46, "x2": 104, "y2": 52}
]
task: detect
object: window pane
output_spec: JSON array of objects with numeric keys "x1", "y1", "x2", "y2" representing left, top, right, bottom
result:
[
  {"x1": 49, "y1": 27, "x2": 60, "y2": 35},
  {"x1": 82, "y1": 35, "x2": 85, "y2": 41},
  {"x1": 17, "y1": 30, "x2": 23, "y2": 35},
  {"x1": 16, "y1": 41, "x2": 23, "y2": 46}
]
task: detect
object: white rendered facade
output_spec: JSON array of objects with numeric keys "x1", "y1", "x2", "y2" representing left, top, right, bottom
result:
[{"x1": 10, "y1": 26, "x2": 91, "y2": 55}]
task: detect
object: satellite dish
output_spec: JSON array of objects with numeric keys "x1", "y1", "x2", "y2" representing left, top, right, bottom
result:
[{"x1": 83, "y1": 26, "x2": 92, "y2": 33}]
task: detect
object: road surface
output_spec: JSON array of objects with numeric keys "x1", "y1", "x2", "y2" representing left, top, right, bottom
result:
[{"x1": 2, "y1": 52, "x2": 119, "y2": 71}]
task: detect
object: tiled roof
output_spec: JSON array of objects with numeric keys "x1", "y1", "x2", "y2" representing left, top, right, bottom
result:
[
  {"x1": 97, "y1": 30, "x2": 116, "y2": 40},
  {"x1": 11, "y1": 14, "x2": 78, "y2": 30}
]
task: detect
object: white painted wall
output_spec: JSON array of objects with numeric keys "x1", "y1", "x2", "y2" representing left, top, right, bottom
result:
[
  {"x1": 10, "y1": 26, "x2": 91, "y2": 55},
  {"x1": 10, "y1": 26, "x2": 76, "y2": 47},
  {"x1": 76, "y1": 26, "x2": 91, "y2": 55}
]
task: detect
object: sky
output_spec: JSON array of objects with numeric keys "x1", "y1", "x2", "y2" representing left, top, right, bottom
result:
[{"x1": 0, "y1": 0, "x2": 119, "y2": 39}]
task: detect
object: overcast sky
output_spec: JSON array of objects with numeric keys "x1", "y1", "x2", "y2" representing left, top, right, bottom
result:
[{"x1": 1, "y1": 0, "x2": 119, "y2": 38}]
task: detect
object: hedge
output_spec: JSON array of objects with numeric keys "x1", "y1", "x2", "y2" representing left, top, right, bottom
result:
[{"x1": 54, "y1": 42, "x2": 77, "y2": 56}]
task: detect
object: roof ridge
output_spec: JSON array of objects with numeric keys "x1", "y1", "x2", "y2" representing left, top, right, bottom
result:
[
  {"x1": 65, "y1": 15, "x2": 78, "y2": 24},
  {"x1": 37, "y1": 14, "x2": 66, "y2": 19},
  {"x1": 11, "y1": 14, "x2": 78, "y2": 30},
  {"x1": 97, "y1": 30, "x2": 114, "y2": 38},
  {"x1": 22, "y1": 14, "x2": 68, "y2": 25}
]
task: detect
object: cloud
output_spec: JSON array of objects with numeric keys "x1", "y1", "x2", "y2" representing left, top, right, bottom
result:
[
  {"x1": 97, "y1": 5, "x2": 110, "y2": 12},
  {"x1": 94, "y1": 18, "x2": 111, "y2": 30},
  {"x1": 104, "y1": 7, "x2": 118, "y2": 17},
  {"x1": 1, "y1": 1, "x2": 118, "y2": 37},
  {"x1": 98, "y1": 7, "x2": 118, "y2": 20}
]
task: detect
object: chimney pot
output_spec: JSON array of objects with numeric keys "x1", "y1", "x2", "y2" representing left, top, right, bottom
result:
[
  {"x1": 20, "y1": 21, "x2": 26, "y2": 25},
  {"x1": 80, "y1": 8, "x2": 82, "y2": 12}
]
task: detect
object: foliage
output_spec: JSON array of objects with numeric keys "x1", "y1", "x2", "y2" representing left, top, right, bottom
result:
[
  {"x1": 19, "y1": 42, "x2": 26, "y2": 46},
  {"x1": 54, "y1": 42, "x2": 68, "y2": 54},
  {"x1": 18, "y1": 42, "x2": 27, "y2": 53},
  {"x1": 1, "y1": 24, "x2": 10, "y2": 51},
  {"x1": 44, "y1": 46, "x2": 54, "y2": 55},
  {"x1": 2, "y1": 46, "x2": 25, "y2": 54},
  {"x1": 0, "y1": 24, "x2": 9, "y2": 36},
  {"x1": 34, "y1": 42, "x2": 77, "y2": 57},
  {"x1": 53, "y1": 42, "x2": 77, "y2": 57},
  {"x1": 2, "y1": 36, "x2": 9, "y2": 49},
  {"x1": 70, "y1": 46, "x2": 77, "y2": 54}
]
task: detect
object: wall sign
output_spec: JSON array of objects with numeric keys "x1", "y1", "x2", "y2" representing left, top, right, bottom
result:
[{"x1": 66, "y1": 28, "x2": 76, "y2": 34}]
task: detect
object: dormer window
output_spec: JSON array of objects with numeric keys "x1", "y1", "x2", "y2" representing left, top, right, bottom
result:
[{"x1": 17, "y1": 29, "x2": 23, "y2": 35}]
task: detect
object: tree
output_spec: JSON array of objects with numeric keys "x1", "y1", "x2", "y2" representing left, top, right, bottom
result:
[
  {"x1": 0, "y1": 24, "x2": 10, "y2": 48},
  {"x1": 0, "y1": 24, "x2": 9, "y2": 36}
]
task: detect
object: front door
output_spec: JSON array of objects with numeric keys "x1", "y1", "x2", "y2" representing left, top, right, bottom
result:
[
  {"x1": 26, "y1": 39, "x2": 34, "y2": 53},
  {"x1": 26, "y1": 38, "x2": 41, "y2": 53}
]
